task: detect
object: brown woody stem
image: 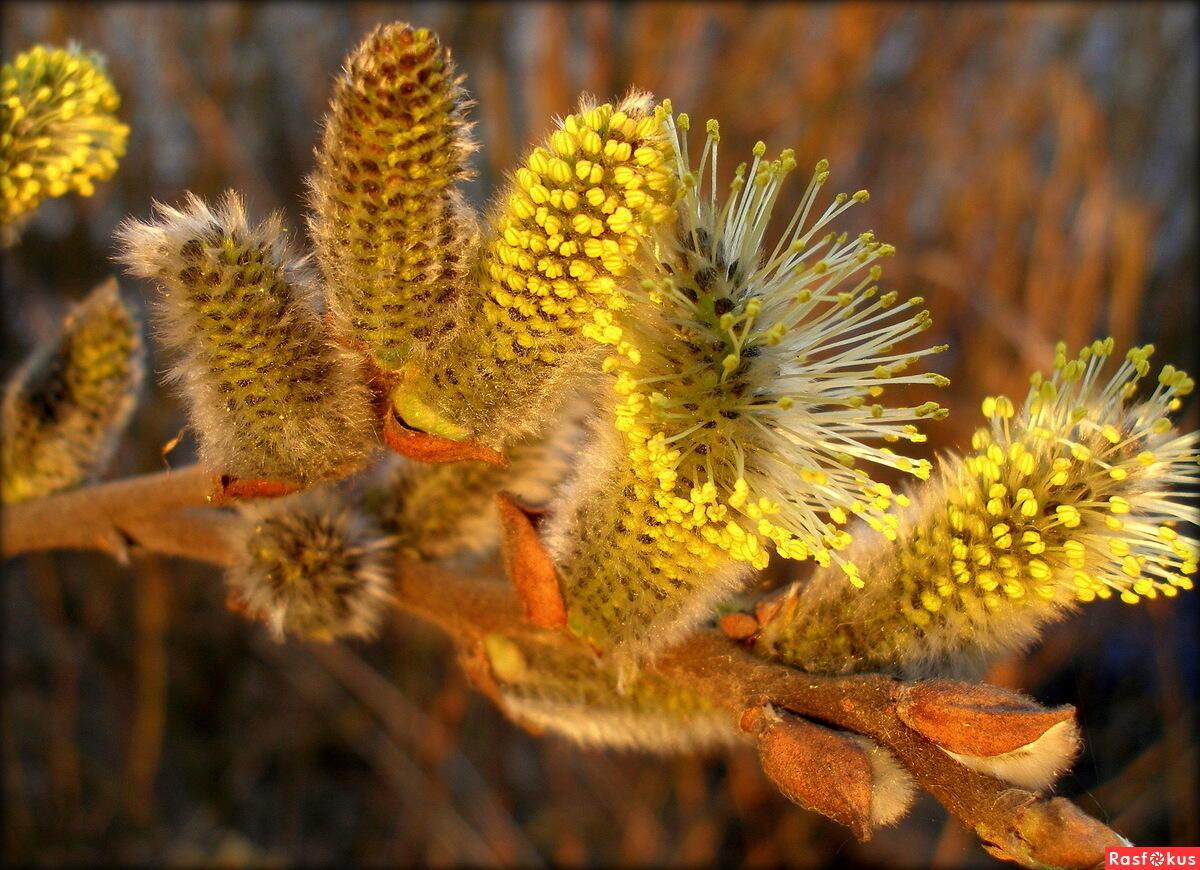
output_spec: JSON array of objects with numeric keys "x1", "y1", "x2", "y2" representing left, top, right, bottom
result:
[
  {"x1": 0, "y1": 466, "x2": 1129, "y2": 868},
  {"x1": 1, "y1": 466, "x2": 238, "y2": 566}
]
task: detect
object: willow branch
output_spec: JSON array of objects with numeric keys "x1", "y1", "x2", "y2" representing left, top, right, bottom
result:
[
  {"x1": 1, "y1": 465, "x2": 237, "y2": 566},
  {"x1": 1, "y1": 471, "x2": 1130, "y2": 868}
]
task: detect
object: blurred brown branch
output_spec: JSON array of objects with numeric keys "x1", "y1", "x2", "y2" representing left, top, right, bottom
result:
[{"x1": 0, "y1": 466, "x2": 1131, "y2": 868}]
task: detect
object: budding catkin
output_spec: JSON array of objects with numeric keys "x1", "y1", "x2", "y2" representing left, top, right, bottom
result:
[
  {"x1": 367, "y1": 398, "x2": 586, "y2": 560},
  {"x1": 308, "y1": 22, "x2": 478, "y2": 372},
  {"x1": 226, "y1": 487, "x2": 393, "y2": 642},
  {"x1": 389, "y1": 92, "x2": 677, "y2": 447},
  {"x1": 2, "y1": 278, "x2": 144, "y2": 504},
  {"x1": 482, "y1": 632, "x2": 741, "y2": 752},
  {"x1": 1, "y1": 44, "x2": 129, "y2": 242},
  {"x1": 117, "y1": 191, "x2": 375, "y2": 485},
  {"x1": 756, "y1": 340, "x2": 1198, "y2": 678}
]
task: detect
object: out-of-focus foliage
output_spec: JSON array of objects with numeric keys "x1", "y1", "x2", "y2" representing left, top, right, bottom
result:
[{"x1": 2, "y1": 3, "x2": 1196, "y2": 866}]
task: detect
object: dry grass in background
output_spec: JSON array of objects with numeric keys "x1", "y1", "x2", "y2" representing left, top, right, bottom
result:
[{"x1": 2, "y1": 3, "x2": 1196, "y2": 866}]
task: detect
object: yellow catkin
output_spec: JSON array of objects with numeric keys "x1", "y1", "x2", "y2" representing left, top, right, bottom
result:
[
  {"x1": 549, "y1": 112, "x2": 944, "y2": 657},
  {"x1": 1, "y1": 44, "x2": 128, "y2": 240},
  {"x1": 308, "y1": 23, "x2": 478, "y2": 371},
  {"x1": 482, "y1": 633, "x2": 740, "y2": 752},
  {"x1": 549, "y1": 423, "x2": 746, "y2": 655},
  {"x1": 2, "y1": 279, "x2": 144, "y2": 504},
  {"x1": 391, "y1": 93, "x2": 676, "y2": 447},
  {"x1": 756, "y1": 339, "x2": 1199, "y2": 677}
]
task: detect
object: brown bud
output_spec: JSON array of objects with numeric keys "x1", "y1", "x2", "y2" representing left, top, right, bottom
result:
[
  {"x1": 496, "y1": 492, "x2": 567, "y2": 629},
  {"x1": 212, "y1": 474, "x2": 302, "y2": 504},
  {"x1": 978, "y1": 795, "x2": 1130, "y2": 869},
  {"x1": 752, "y1": 709, "x2": 875, "y2": 841},
  {"x1": 897, "y1": 680, "x2": 1074, "y2": 757},
  {"x1": 720, "y1": 612, "x2": 760, "y2": 641},
  {"x1": 383, "y1": 409, "x2": 507, "y2": 467}
]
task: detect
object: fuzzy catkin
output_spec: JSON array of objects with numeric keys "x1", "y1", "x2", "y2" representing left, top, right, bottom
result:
[
  {"x1": 117, "y1": 191, "x2": 375, "y2": 485},
  {"x1": 226, "y1": 488, "x2": 393, "y2": 642},
  {"x1": 368, "y1": 398, "x2": 586, "y2": 560},
  {"x1": 546, "y1": 418, "x2": 748, "y2": 656},
  {"x1": 2, "y1": 279, "x2": 144, "y2": 504},
  {"x1": 547, "y1": 114, "x2": 946, "y2": 658},
  {"x1": 1, "y1": 44, "x2": 128, "y2": 240},
  {"x1": 390, "y1": 92, "x2": 676, "y2": 447},
  {"x1": 756, "y1": 340, "x2": 1198, "y2": 678},
  {"x1": 754, "y1": 462, "x2": 1057, "y2": 678},
  {"x1": 483, "y1": 633, "x2": 742, "y2": 752},
  {"x1": 308, "y1": 23, "x2": 478, "y2": 372}
]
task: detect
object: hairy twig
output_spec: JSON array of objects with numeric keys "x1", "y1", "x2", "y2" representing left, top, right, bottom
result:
[
  {"x1": 0, "y1": 465, "x2": 237, "y2": 565},
  {"x1": 0, "y1": 465, "x2": 1130, "y2": 868}
]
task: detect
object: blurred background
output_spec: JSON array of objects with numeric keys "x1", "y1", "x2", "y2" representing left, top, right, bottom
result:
[{"x1": 2, "y1": 2, "x2": 1197, "y2": 866}]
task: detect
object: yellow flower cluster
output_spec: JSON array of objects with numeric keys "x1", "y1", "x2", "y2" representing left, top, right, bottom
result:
[
  {"x1": 1, "y1": 44, "x2": 128, "y2": 231},
  {"x1": 553, "y1": 110, "x2": 947, "y2": 655},
  {"x1": 485, "y1": 100, "x2": 675, "y2": 363},
  {"x1": 608, "y1": 113, "x2": 944, "y2": 561},
  {"x1": 554, "y1": 459, "x2": 740, "y2": 653},
  {"x1": 395, "y1": 94, "x2": 677, "y2": 446},
  {"x1": 756, "y1": 339, "x2": 1198, "y2": 676},
  {"x1": 309, "y1": 23, "x2": 477, "y2": 371}
]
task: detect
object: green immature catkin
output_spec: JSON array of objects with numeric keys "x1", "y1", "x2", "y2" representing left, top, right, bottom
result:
[
  {"x1": 2, "y1": 278, "x2": 144, "y2": 504},
  {"x1": 117, "y1": 191, "x2": 375, "y2": 485},
  {"x1": 483, "y1": 632, "x2": 741, "y2": 752},
  {"x1": 368, "y1": 399, "x2": 585, "y2": 561},
  {"x1": 308, "y1": 22, "x2": 478, "y2": 372},
  {"x1": 227, "y1": 487, "x2": 393, "y2": 642}
]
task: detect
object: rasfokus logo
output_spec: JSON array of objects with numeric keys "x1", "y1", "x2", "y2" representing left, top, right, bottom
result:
[{"x1": 1107, "y1": 848, "x2": 1200, "y2": 867}]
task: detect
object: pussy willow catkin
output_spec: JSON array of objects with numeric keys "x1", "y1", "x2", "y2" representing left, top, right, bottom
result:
[
  {"x1": 390, "y1": 93, "x2": 677, "y2": 446},
  {"x1": 309, "y1": 23, "x2": 478, "y2": 372},
  {"x1": 118, "y1": 191, "x2": 375, "y2": 484},
  {"x1": 2, "y1": 279, "x2": 143, "y2": 504},
  {"x1": 1, "y1": 44, "x2": 128, "y2": 239},
  {"x1": 482, "y1": 632, "x2": 741, "y2": 752},
  {"x1": 549, "y1": 110, "x2": 947, "y2": 656},
  {"x1": 368, "y1": 398, "x2": 586, "y2": 561},
  {"x1": 226, "y1": 487, "x2": 393, "y2": 642},
  {"x1": 756, "y1": 340, "x2": 1198, "y2": 676}
]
